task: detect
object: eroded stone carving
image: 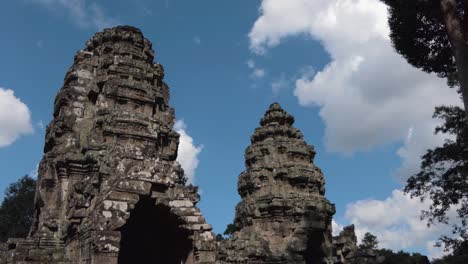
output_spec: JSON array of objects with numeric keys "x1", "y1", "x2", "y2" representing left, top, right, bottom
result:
[
  {"x1": 217, "y1": 103, "x2": 336, "y2": 264},
  {"x1": 2, "y1": 25, "x2": 216, "y2": 264}
]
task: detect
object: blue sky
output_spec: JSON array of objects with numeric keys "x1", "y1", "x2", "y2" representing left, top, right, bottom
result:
[{"x1": 0, "y1": 0, "x2": 462, "y2": 258}]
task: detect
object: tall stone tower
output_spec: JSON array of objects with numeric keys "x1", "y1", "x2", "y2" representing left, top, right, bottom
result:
[
  {"x1": 4, "y1": 26, "x2": 216, "y2": 264},
  {"x1": 218, "y1": 103, "x2": 336, "y2": 264}
]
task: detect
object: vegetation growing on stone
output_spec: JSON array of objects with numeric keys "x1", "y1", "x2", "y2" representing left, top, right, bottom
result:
[{"x1": 222, "y1": 223, "x2": 237, "y2": 238}]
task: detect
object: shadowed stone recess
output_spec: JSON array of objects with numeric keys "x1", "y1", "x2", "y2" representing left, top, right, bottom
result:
[
  {"x1": 217, "y1": 103, "x2": 337, "y2": 264},
  {"x1": 1, "y1": 25, "x2": 216, "y2": 264}
]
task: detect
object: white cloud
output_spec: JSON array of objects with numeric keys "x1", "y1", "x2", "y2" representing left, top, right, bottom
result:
[
  {"x1": 271, "y1": 73, "x2": 289, "y2": 95},
  {"x1": 174, "y1": 120, "x2": 203, "y2": 185},
  {"x1": 426, "y1": 240, "x2": 453, "y2": 260},
  {"x1": 252, "y1": 68, "x2": 266, "y2": 78},
  {"x1": 37, "y1": 120, "x2": 45, "y2": 129},
  {"x1": 249, "y1": 0, "x2": 389, "y2": 55},
  {"x1": 0, "y1": 88, "x2": 33, "y2": 147},
  {"x1": 394, "y1": 122, "x2": 453, "y2": 181},
  {"x1": 332, "y1": 219, "x2": 344, "y2": 236},
  {"x1": 344, "y1": 189, "x2": 457, "y2": 258},
  {"x1": 28, "y1": 0, "x2": 119, "y2": 30},
  {"x1": 29, "y1": 163, "x2": 39, "y2": 178},
  {"x1": 246, "y1": 59, "x2": 267, "y2": 79},
  {"x1": 193, "y1": 36, "x2": 201, "y2": 45},
  {"x1": 249, "y1": 0, "x2": 460, "y2": 178},
  {"x1": 247, "y1": 59, "x2": 255, "y2": 69}
]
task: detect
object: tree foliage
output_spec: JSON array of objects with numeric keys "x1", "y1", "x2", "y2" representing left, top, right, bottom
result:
[
  {"x1": 0, "y1": 175, "x2": 36, "y2": 242},
  {"x1": 360, "y1": 233, "x2": 430, "y2": 263},
  {"x1": 360, "y1": 232, "x2": 379, "y2": 250},
  {"x1": 223, "y1": 223, "x2": 238, "y2": 238},
  {"x1": 382, "y1": 0, "x2": 468, "y2": 119},
  {"x1": 405, "y1": 106, "x2": 467, "y2": 248},
  {"x1": 377, "y1": 249, "x2": 430, "y2": 264},
  {"x1": 382, "y1": 0, "x2": 458, "y2": 79},
  {"x1": 432, "y1": 240, "x2": 468, "y2": 263}
]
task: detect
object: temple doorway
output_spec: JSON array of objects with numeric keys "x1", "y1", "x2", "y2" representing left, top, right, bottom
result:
[{"x1": 117, "y1": 197, "x2": 193, "y2": 264}]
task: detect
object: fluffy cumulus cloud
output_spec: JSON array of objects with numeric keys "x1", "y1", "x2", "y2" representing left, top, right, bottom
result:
[
  {"x1": 174, "y1": 120, "x2": 203, "y2": 185},
  {"x1": 249, "y1": 0, "x2": 460, "y2": 179},
  {"x1": 344, "y1": 189, "x2": 458, "y2": 258},
  {"x1": 28, "y1": 0, "x2": 119, "y2": 30},
  {"x1": 0, "y1": 88, "x2": 33, "y2": 147}
]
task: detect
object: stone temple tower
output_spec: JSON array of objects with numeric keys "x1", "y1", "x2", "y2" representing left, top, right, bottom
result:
[
  {"x1": 218, "y1": 103, "x2": 336, "y2": 263},
  {"x1": 3, "y1": 26, "x2": 216, "y2": 264}
]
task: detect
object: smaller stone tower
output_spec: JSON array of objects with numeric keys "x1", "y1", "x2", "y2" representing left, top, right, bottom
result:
[{"x1": 218, "y1": 103, "x2": 336, "y2": 264}]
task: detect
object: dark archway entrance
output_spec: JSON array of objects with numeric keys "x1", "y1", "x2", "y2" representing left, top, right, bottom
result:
[{"x1": 117, "y1": 197, "x2": 193, "y2": 264}]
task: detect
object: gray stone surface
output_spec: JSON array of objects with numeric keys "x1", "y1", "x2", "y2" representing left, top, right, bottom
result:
[
  {"x1": 1, "y1": 26, "x2": 383, "y2": 264},
  {"x1": 217, "y1": 103, "x2": 336, "y2": 264},
  {"x1": 2, "y1": 25, "x2": 216, "y2": 264}
]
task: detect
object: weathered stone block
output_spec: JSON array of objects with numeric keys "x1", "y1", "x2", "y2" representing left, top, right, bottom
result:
[
  {"x1": 116, "y1": 180, "x2": 152, "y2": 195},
  {"x1": 107, "y1": 191, "x2": 139, "y2": 202}
]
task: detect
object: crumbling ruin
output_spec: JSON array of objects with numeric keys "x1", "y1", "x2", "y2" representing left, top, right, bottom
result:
[
  {"x1": 218, "y1": 103, "x2": 336, "y2": 263},
  {"x1": 332, "y1": 225, "x2": 384, "y2": 264},
  {"x1": 1, "y1": 26, "x2": 381, "y2": 264},
  {"x1": 2, "y1": 26, "x2": 216, "y2": 264}
]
